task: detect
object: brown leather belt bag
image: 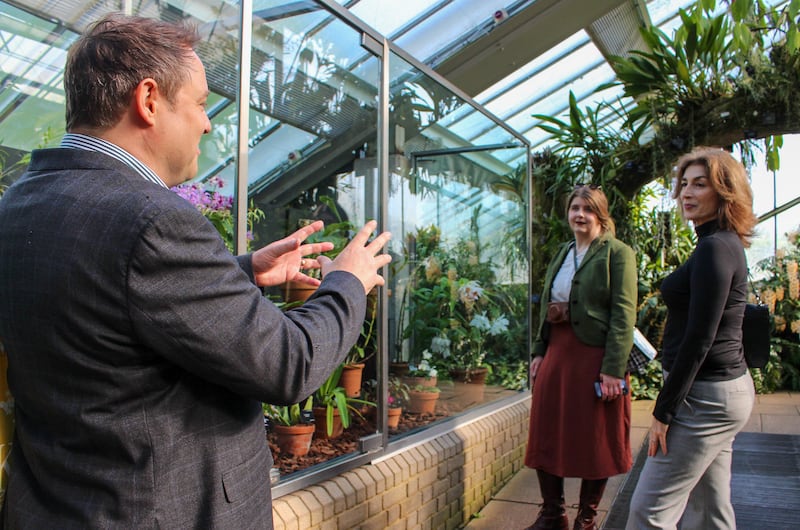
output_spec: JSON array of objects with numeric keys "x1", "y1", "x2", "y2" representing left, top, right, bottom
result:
[{"x1": 546, "y1": 301, "x2": 570, "y2": 324}]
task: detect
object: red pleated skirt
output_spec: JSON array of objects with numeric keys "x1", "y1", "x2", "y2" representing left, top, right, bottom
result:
[{"x1": 524, "y1": 322, "x2": 632, "y2": 479}]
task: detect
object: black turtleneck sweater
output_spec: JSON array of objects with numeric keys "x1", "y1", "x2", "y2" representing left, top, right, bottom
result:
[{"x1": 653, "y1": 220, "x2": 749, "y2": 424}]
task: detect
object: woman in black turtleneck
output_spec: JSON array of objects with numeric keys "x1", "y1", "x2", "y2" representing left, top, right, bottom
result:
[{"x1": 627, "y1": 147, "x2": 758, "y2": 529}]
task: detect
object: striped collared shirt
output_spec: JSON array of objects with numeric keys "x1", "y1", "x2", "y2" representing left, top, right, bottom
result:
[{"x1": 60, "y1": 133, "x2": 168, "y2": 189}]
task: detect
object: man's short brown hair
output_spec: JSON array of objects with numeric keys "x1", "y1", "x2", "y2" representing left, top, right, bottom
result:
[{"x1": 64, "y1": 13, "x2": 201, "y2": 131}]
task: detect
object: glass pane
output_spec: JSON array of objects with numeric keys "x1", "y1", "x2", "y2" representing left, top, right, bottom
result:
[
  {"x1": 776, "y1": 206, "x2": 800, "y2": 250},
  {"x1": 239, "y1": 2, "x2": 382, "y2": 479},
  {"x1": 0, "y1": 5, "x2": 74, "y2": 156},
  {"x1": 748, "y1": 135, "x2": 800, "y2": 219},
  {"x1": 750, "y1": 165, "x2": 776, "y2": 220},
  {"x1": 385, "y1": 51, "x2": 529, "y2": 440},
  {"x1": 348, "y1": 0, "x2": 441, "y2": 35},
  {"x1": 775, "y1": 136, "x2": 800, "y2": 210},
  {"x1": 749, "y1": 218, "x2": 777, "y2": 276},
  {"x1": 390, "y1": 0, "x2": 520, "y2": 63},
  {"x1": 749, "y1": 204, "x2": 800, "y2": 279}
]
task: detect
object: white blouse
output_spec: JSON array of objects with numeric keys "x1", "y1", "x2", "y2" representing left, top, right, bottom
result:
[{"x1": 550, "y1": 243, "x2": 589, "y2": 302}]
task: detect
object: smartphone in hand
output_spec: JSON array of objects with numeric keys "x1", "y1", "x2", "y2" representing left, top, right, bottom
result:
[{"x1": 594, "y1": 380, "x2": 628, "y2": 398}]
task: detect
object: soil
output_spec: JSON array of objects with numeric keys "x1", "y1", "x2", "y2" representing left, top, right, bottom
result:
[
  {"x1": 267, "y1": 381, "x2": 520, "y2": 477},
  {"x1": 267, "y1": 410, "x2": 445, "y2": 476}
]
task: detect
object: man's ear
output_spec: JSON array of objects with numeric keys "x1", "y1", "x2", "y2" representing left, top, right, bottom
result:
[{"x1": 132, "y1": 78, "x2": 159, "y2": 126}]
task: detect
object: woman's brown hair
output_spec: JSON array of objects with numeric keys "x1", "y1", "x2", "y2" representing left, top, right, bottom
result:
[
  {"x1": 565, "y1": 185, "x2": 616, "y2": 236},
  {"x1": 672, "y1": 146, "x2": 757, "y2": 247}
]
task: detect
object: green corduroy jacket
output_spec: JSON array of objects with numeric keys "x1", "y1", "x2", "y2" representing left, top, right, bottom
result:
[{"x1": 532, "y1": 231, "x2": 638, "y2": 378}]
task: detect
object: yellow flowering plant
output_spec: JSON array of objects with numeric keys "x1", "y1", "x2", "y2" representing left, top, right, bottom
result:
[{"x1": 753, "y1": 227, "x2": 800, "y2": 389}]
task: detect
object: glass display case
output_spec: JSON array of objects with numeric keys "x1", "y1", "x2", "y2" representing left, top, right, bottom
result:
[{"x1": 0, "y1": 0, "x2": 531, "y2": 495}]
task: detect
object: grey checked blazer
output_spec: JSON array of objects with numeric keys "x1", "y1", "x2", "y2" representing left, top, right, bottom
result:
[{"x1": 0, "y1": 149, "x2": 365, "y2": 528}]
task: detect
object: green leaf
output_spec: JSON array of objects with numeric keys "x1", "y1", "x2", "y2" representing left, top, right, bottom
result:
[
  {"x1": 335, "y1": 392, "x2": 350, "y2": 428},
  {"x1": 568, "y1": 92, "x2": 582, "y2": 132},
  {"x1": 766, "y1": 135, "x2": 783, "y2": 171},
  {"x1": 675, "y1": 61, "x2": 692, "y2": 86},
  {"x1": 790, "y1": 0, "x2": 800, "y2": 21},
  {"x1": 685, "y1": 21, "x2": 698, "y2": 64},
  {"x1": 731, "y1": 0, "x2": 752, "y2": 22},
  {"x1": 733, "y1": 23, "x2": 753, "y2": 53},
  {"x1": 787, "y1": 26, "x2": 800, "y2": 54},
  {"x1": 700, "y1": 0, "x2": 717, "y2": 14}
]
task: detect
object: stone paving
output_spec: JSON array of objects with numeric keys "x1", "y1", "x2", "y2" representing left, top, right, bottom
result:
[{"x1": 463, "y1": 392, "x2": 800, "y2": 530}]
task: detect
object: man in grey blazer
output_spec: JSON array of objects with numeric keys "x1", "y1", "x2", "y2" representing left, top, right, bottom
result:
[{"x1": 0, "y1": 14, "x2": 390, "y2": 529}]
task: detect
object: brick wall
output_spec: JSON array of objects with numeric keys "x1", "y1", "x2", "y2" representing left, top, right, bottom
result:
[{"x1": 272, "y1": 396, "x2": 530, "y2": 529}]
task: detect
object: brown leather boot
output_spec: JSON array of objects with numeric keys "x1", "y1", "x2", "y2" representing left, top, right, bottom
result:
[
  {"x1": 573, "y1": 478, "x2": 607, "y2": 530},
  {"x1": 525, "y1": 470, "x2": 568, "y2": 530}
]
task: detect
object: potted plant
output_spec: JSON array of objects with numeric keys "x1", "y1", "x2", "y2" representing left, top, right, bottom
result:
[
  {"x1": 283, "y1": 195, "x2": 356, "y2": 305},
  {"x1": 171, "y1": 176, "x2": 264, "y2": 253},
  {"x1": 340, "y1": 299, "x2": 377, "y2": 397},
  {"x1": 402, "y1": 224, "x2": 509, "y2": 385},
  {"x1": 387, "y1": 377, "x2": 410, "y2": 429},
  {"x1": 362, "y1": 377, "x2": 409, "y2": 429},
  {"x1": 402, "y1": 350, "x2": 438, "y2": 388},
  {"x1": 263, "y1": 397, "x2": 314, "y2": 457},
  {"x1": 312, "y1": 365, "x2": 374, "y2": 439},
  {"x1": 389, "y1": 360, "x2": 410, "y2": 377},
  {"x1": 445, "y1": 296, "x2": 509, "y2": 384},
  {"x1": 406, "y1": 384, "x2": 441, "y2": 415}
]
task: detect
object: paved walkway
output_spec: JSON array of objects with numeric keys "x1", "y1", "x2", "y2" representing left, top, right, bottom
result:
[{"x1": 463, "y1": 392, "x2": 800, "y2": 530}]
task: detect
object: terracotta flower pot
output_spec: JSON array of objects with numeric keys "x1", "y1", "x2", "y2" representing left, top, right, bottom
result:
[
  {"x1": 272, "y1": 423, "x2": 314, "y2": 457},
  {"x1": 407, "y1": 390, "x2": 439, "y2": 414},
  {"x1": 449, "y1": 366, "x2": 488, "y2": 384},
  {"x1": 401, "y1": 375, "x2": 438, "y2": 389},
  {"x1": 312, "y1": 407, "x2": 343, "y2": 439},
  {"x1": 387, "y1": 407, "x2": 402, "y2": 429},
  {"x1": 389, "y1": 362, "x2": 410, "y2": 377},
  {"x1": 283, "y1": 280, "x2": 317, "y2": 304},
  {"x1": 340, "y1": 363, "x2": 365, "y2": 398}
]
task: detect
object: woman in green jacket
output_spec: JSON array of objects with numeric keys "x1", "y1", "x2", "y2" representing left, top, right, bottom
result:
[{"x1": 524, "y1": 185, "x2": 637, "y2": 530}]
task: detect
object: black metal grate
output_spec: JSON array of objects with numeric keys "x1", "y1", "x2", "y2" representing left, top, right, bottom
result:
[{"x1": 604, "y1": 432, "x2": 800, "y2": 530}]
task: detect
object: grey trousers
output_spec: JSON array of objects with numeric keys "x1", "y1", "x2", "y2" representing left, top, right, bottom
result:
[{"x1": 626, "y1": 372, "x2": 754, "y2": 530}]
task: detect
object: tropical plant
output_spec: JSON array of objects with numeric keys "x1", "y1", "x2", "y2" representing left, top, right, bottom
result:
[
  {"x1": 263, "y1": 396, "x2": 314, "y2": 427},
  {"x1": 489, "y1": 162, "x2": 529, "y2": 280},
  {"x1": 597, "y1": 0, "x2": 800, "y2": 185},
  {"x1": 534, "y1": 94, "x2": 649, "y2": 196},
  {"x1": 305, "y1": 195, "x2": 356, "y2": 259},
  {"x1": 171, "y1": 176, "x2": 265, "y2": 253},
  {"x1": 0, "y1": 148, "x2": 29, "y2": 199},
  {"x1": 402, "y1": 216, "x2": 519, "y2": 380},
  {"x1": 0, "y1": 129, "x2": 56, "y2": 199},
  {"x1": 313, "y1": 365, "x2": 374, "y2": 436},
  {"x1": 480, "y1": 281, "x2": 530, "y2": 390},
  {"x1": 624, "y1": 184, "x2": 696, "y2": 399},
  {"x1": 530, "y1": 0, "x2": 800, "y2": 250},
  {"x1": 362, "y1": 377, "x2": 410, "y2": 409},
  {"x1": 628, "y1": 185, "x2": 696, "y2": 288},
  {"x1": 440, "y1": 293, "x2": 509, "y2": 374},
  {"x1": 344, "y1": 297, "x2": 377, "y2": 366}
]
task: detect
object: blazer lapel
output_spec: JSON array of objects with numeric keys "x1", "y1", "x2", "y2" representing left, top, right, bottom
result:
[{"x1": 575, "y1": 233, "x2": 609, "y2": 273}]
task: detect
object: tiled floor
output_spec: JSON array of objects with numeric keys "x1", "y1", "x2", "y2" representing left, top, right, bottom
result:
[{"x1": 463, "y1": 392, "x2": 800, "y2": 530}]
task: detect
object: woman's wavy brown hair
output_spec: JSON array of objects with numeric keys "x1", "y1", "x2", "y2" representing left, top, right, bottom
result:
[
  {"x1": 672, "y1": 146, "x2": 757, "y2": 247},
  {"x1": 565, "y1": 185, "x2": 616, "y2": 236}
]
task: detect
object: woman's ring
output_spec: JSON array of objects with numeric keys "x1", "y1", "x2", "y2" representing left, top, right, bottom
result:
[{"x1": 300, "y1": 259, "x2": 306, "y2": 268}]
